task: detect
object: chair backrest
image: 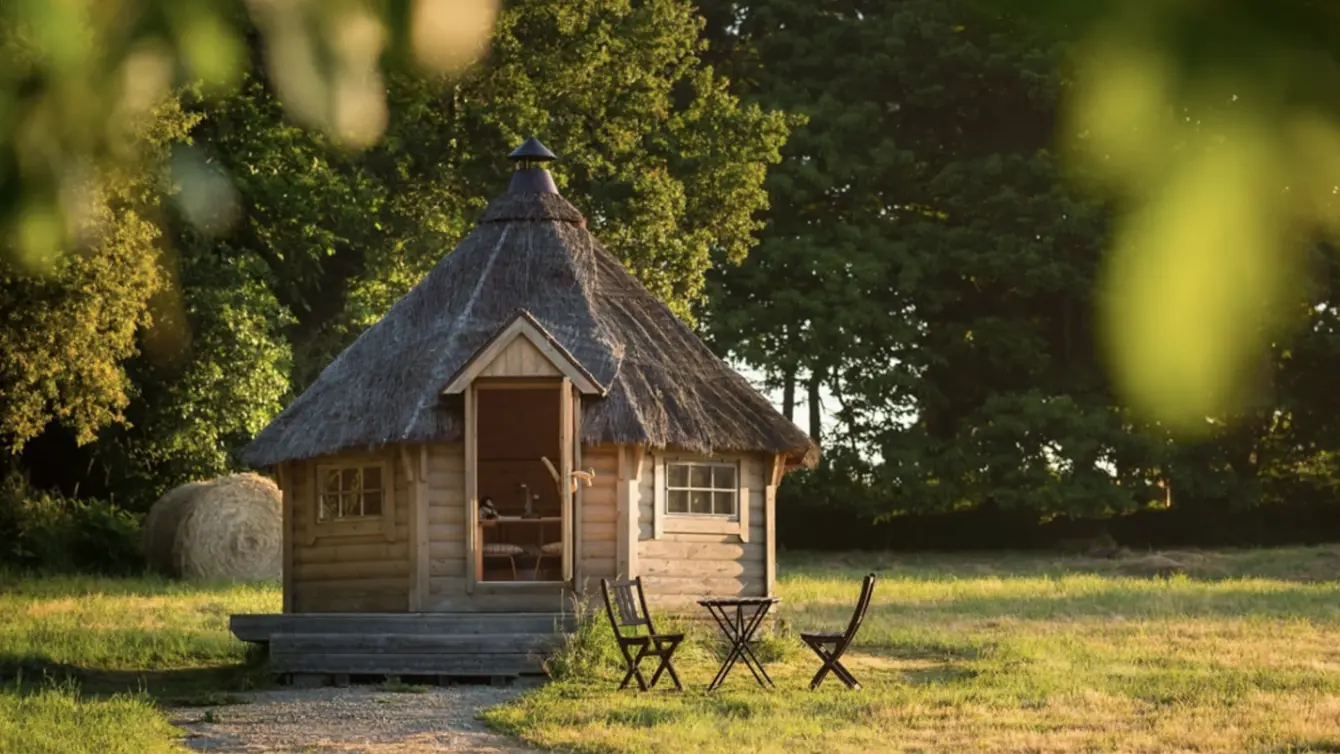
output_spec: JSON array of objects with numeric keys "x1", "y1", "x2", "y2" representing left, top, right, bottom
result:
[
  {"x1": 835, "y1": 573, "x2": 877, "y2": 652},
  {"x1": 600, "y1": 576, "x2": 658, "y2": 636}
]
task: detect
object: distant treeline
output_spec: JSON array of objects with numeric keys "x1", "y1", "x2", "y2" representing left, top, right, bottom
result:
[{"x1": 777, "y1": 484, "x2": 1340, "y2": 552}]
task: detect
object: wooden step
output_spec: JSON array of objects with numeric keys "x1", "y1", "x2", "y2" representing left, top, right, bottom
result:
[
  {"x1": 271, "y1": 652, "x2": 545, "y2": 676},
  {"x1": 268, "y1": 632, "x2": 557, "y2": 676},
  {"x1": 231, "y1": 612, "x2": 575, "y2": 643},
  {"x1": 270, "y1": 632, "x2": 562, "y2": 655}
]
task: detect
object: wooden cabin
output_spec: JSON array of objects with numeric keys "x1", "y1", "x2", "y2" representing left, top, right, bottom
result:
[{"x1": 230, "y1": 139, "x2": 816, "y2": 679}]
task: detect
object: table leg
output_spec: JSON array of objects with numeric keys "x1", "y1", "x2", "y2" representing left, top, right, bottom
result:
[
  {"x1": 706, "y1": 605, "x2": 738, "y2": 691},
  {"x1": 735, "y1": 604, "x2": 776, "y2": 688},
  {"x1": 705, "y1": 603, "x2": 776, "y2": 691}
]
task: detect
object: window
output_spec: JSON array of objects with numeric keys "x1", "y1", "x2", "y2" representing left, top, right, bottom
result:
[
  {"x1": 318, "y1": 464, "x2": 385, "y2": 521},
  {"x1": 666, "y1": 460, "x2": 738, "y2": 517}
]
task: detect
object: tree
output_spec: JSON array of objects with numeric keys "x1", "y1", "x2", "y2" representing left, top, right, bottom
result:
[{"x1": 0, "y1": 98, "x2": 200, "y2": 453}]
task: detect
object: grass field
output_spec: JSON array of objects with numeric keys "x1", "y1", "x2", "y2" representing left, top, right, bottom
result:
[
  {"x1": 0, "y1": 572, "x2": 278, "y2": 753},
  {"x1": 2, "y1": 548, "x2": 1339, "y2": 753},
  {"x1": 486, "y1": 547, "x2": 1340, "y2": 753}
]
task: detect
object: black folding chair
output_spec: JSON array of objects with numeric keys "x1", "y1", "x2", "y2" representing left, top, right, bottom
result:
[
  {"x1": 600, "y1": 576, "x2": 685, "y2": 691},
  {"x1": 801, "y1": 573, "x2": 876, "y2": 690}
]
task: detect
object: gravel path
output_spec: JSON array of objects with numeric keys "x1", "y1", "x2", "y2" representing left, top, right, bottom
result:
[{"x1": 169, "y1": 685, "x2": 547, "y2": 753}]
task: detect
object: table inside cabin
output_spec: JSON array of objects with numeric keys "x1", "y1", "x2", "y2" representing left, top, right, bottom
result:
[{"x1": 478, "y1": 516, "x2": 562, "y2": 580}]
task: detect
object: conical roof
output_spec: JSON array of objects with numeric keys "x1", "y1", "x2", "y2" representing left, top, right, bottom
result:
[{"x1": 241, "y1": 149, "x2": 817, "y2": 469}]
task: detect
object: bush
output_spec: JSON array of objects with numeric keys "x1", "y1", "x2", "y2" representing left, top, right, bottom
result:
[
  {"x1": 0, "y1": 473, "x2": 142, "y2": 575},
  {"x1": 543, "y1": 593, "x2": 624, "y2": 682}
]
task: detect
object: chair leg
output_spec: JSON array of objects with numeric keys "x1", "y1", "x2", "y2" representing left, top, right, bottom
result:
[
  {"x1": 617, "y1": 644, "x2": 650, "y2": 691},
  {"x1": 806, "y1": 643, "x2": 861, "y2": 691},
  {"x1": 647, "y1": 642, "x2": 683, "y2": 691}
]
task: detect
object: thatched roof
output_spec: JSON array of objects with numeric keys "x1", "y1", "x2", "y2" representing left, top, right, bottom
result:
[{"x1": 242, "y1": 162, "x2": 817, "y2": 470}]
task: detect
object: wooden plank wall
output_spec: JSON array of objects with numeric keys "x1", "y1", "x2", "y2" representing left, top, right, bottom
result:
[
  {"x1": 579, "y1": 445, "x2": 620, "y2": 589},
  {"x1": 635, "y1": 452, "x2": 769, "y2": 604},
  {"x1": 425, "y1": 443, "x2": 467, "y2": 597},
  {"x1": 290, "y1": 449, "x2": 411, "y2": 612},
  {"x1": 478, "y1": 337, "x2": 561, "y2": 379}
]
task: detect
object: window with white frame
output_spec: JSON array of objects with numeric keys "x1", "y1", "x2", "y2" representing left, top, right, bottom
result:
[
  {"x1": 318, "y1": 464, "x2": 386, "y2": 521},
  {"x1": 665, "y1": 460, "x2": 738, "y2": 517}
]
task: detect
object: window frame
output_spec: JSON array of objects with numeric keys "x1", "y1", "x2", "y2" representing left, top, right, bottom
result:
[
  {"x1": 651, "y1": 453, "x2": 749, "y2": 540},
  {"x1": 663, "y1": 459, "x2": 740, "y2": 519},
  {"x1": 316, "y1": 462, "x2": 389, "y2": 522},
  {"x1": 307, "y1": 459, "x2": 395, "y2": 543}
]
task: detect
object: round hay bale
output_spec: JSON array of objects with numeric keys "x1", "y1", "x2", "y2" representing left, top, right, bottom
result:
[
  {"x1": 142, "y1": 473, "x2": 282, "y2": 582},
  {"x1": 143, "y1": 481, "x2": 210, "y2": 576}
]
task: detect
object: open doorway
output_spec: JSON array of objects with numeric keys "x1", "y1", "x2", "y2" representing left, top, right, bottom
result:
[{"x1": 474, "y1": 384, "x2": 566, "y2": 582}]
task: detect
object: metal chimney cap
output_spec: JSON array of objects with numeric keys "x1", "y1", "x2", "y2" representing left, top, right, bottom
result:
[{"x1": 508, "y1": 137, "x2": 557, "y2": 163}]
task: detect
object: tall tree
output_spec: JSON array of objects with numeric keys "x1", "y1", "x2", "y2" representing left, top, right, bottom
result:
[{"x1": 702, "y1": 0, "x2": 1175, "y2": 516}]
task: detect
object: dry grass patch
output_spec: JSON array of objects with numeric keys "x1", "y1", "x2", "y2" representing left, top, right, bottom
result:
[{"x1": 486, "y1": 546, "x2": 1340, "y2": 753}]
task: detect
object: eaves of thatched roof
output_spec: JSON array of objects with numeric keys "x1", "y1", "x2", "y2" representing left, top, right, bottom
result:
[{"x1": 242, "y1": 174, "x2": 818, "y2": 470}]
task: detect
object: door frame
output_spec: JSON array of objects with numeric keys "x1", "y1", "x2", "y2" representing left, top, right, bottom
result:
[{"x1": 464, "y1": 377, "x2": 576, "y2": 594}]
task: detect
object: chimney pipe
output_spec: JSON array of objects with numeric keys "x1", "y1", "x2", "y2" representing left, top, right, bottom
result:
[{"x1": 507, "y1": 137, "x2": 559, "y2": 195}]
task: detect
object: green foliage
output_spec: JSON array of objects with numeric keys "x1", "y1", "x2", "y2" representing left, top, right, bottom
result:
[
  {"x1": 0, "y1": 98, "x2": 200, "y2": 453},
  {"x1": 95, "y1": 225, "x2": 294, "y2": 501},
  {"x1": 544, "y1": 595, "x2": 626, "y2": 681},
  {"x1": 0, "y1": 473, "x2": 141, "y2": 576},
  {"x1": 703, "y1": 0, "x2": 1340, "y2": 520}
]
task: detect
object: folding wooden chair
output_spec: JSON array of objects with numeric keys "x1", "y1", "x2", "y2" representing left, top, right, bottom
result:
[
  {"x1": 599, "y1": 576, "x2": 684, "y2": 691},
  {"x1": 801, "y1": 573, "x2": 876, "y2": 690}
]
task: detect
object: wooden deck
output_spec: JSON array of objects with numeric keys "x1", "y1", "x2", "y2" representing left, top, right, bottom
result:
[{"x1": 231, "y1": 612, "x2": 576, "y2": 683}]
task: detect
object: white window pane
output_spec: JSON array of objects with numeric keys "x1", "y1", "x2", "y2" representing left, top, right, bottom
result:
[
  {"x1": 668, "y1": 463, "x2": 689, "y2": 488},
  {"x1": 690, "y1": 465, "x2": 711, "y2": 488},
  {"x1": 713, "y1": 465, "x2": 736, "y2": 491},
  {"x1": 323, "y1": 470, "x2": 341, "y2": 494},
  {"x1": 690, "y1": 490, "x2": 712, "y2": 514},
  {"x1": 363, "y1": 466, "x2": 382, "y2": 491},
  {"x1": 668, "y1": 489, "x2": 690, "y2": 513},
  {"x1": 320, "y1": 494, "x2": 340, "y2": 521},
  {"x1": 340, "y1": 493, "x2": 360, "y2": 518},
  {"x1": 713, "y1": 491, "x2": 735, "y2": 515}
]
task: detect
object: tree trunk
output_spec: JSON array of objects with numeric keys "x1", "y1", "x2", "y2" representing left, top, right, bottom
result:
[
  {"x1": 782, "y1": 365, "x2": 797, "y2": 423},
  {"x1": 807, "y1": 369, "x2": 823, "y2": 444}
]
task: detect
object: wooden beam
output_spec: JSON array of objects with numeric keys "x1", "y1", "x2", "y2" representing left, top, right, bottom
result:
[
  {"x1": 629, "y1": 446, "x2": 642, "y2": 577},
  {"x1": 465, "y1": 387, "x2": 478, "y2": 594},
  {"x1": 615, "y1": 446, "x2": 630, "y2": 579},
  {"x1": 652, "y1": 452, "x2": 665, "y2": 540},
  {"x1": 571, "y1": 383, "x2": 583, "y2": 592},
  {"x1": 401, "y1": 446, "x2": 429, "y2": 611},
  {"x1": 380, "y1": 457, "x2": 396, "y2": 543},
  {"x1": 417, "y1": 445, "x2": 429, "y2": 608},
  {"x1": 765, "y1": 453, "x2": 784, "y2": 599},
  {"x1": 304, "y1": 462, "x2": 318, "y2": 545},
  {"x1": 279, "y1": 462, "x2": 294, "y2": 613},
  {"x1": 559, "y1": 377, "x2": 573, "y2": 584},
  {"x1": 738, "y1": 457, "x2": 750, "y2": 543}
]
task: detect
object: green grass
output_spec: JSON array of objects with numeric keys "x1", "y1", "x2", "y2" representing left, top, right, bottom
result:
[
  {"x1": 5, "y1": 548, "x2": 1340, "y2": 753},
  {"x1": 0, "y1": 570, "x2": 280, "y2": 753},
  {"x1": 0, "y1": 681, "x2": 182, "y2": 754},
  {"x1": 485, "y1": 546, "x2": 1340, "y2": 753}
]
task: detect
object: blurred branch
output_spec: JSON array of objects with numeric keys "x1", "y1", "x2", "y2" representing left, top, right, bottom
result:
[{"x1": 0, "y1": 0, "x2": 498, "y2": 272}]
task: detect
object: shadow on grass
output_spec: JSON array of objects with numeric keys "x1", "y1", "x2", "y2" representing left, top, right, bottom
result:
[{"x1": 0, "y1": 648, "x2": 272, "y2": 704}]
